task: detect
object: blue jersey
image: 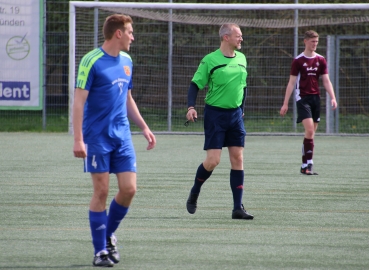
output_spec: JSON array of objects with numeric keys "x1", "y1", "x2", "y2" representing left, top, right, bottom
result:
[{"x1": 76, "y1": 48, "x2": 133, "y2": 143}]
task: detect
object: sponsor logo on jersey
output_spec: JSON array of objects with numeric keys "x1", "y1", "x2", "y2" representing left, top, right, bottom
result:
[{"x1": 118, "y1": 82, "x2": 123, "y2": 95}]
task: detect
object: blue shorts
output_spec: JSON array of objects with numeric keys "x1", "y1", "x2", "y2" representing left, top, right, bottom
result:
[
  {"x1": 83, "y1": 140, "x2": 136, "y2": 174},
  {"x1": 203, "y1": 104, "x2": 246, "y2": 150}
]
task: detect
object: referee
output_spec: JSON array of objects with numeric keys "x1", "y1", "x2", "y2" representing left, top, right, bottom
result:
[{"x1": 185, "y1": 23, "x2": 253, "y2": 220}]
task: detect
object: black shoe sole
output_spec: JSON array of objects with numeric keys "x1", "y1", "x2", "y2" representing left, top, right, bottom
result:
[
  {"x1": 93, "y1": 263, "x2": 114, "y2": 267},
  {"x1": 232, "y1": 216, "x2": 254, "y2": 220}
]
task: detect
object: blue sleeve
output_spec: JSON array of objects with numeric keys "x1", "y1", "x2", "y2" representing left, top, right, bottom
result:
[
  {"x1": 240, "y1": 87, "x2": 247, "y2": 113},
  {"x1": 187, "y1": 82, "x2": 199, "y2": 108}
]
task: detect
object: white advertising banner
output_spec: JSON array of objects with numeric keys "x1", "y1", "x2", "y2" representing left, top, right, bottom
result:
[{"x1": 0, "y1": 0, "x2": 43, "y2": 110}]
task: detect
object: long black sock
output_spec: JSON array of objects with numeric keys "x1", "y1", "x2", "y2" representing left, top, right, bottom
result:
[
  {"x1": 230, "y1": 169, "x2": 244, "y2": 210},
  {"x1": 191, "y1": 163, "x2": 213, "y2": 194}
]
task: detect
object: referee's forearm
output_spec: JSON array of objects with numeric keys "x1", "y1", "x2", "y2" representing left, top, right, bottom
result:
[{"x1": 187, "y1": 82, "x2": 199, "y2": 108}]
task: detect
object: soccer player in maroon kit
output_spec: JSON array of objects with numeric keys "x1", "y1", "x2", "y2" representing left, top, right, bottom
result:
[{"x1": 280, "y1": 30, "x2": 337, "y2": 175}]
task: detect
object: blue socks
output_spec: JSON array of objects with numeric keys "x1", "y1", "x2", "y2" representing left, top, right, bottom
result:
[
  {"x1": 89, "y1": 199, "x2": 129, "y2": 255},
  {"x1": 230, "y1": 169, "x2": 244, "y2": 210},
  {"x1": 106, "y1": 199, "x2": 129, "y2": 238},
  {"x1": 89, "y1": 210, "x2": 107, "y2": 255},
  {"x1": 191, "y1": 163, "x2": 213, "y2": 194}
]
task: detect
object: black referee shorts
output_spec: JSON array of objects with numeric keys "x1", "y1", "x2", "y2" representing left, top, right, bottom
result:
[{"x1": 203, "y1": 104, "x2": 246, "y2": 150}]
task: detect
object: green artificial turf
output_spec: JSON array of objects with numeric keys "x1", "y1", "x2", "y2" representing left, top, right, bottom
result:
[{"x1": 0, "y1": 133, "x2": 368, "y2": 269}]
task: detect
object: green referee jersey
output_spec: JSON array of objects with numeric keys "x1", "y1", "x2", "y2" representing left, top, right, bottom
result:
[{"x1": 192, "y1": 49, "x2": 247, "y2": 109}]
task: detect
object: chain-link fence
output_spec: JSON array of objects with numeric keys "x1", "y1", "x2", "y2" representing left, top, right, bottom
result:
[{"x1": 1, "y1": 0, "x2": 368, "y2": 134}]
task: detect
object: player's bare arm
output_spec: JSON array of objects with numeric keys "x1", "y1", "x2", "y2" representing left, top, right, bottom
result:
[
  {"x1": 72, "y1": 88, "x2": 89, "y2": 158},
  {"x1": 126, "y1": 90, "x2": 156, "y2": 150},
  {"x1": 321, "y1": 74, "x2": 338, "y2": 110},
  {"x1": 280, "y1": 75, "x2": 297, "y2": 116}
]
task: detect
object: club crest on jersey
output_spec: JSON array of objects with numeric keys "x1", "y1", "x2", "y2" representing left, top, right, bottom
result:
[{"x1": 123, "y1": 66, "x2": 131, "y2": 76}]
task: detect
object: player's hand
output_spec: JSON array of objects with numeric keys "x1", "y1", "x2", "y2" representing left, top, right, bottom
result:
[
  {"x1": 280, "y1": 105, "x2": 288, "y2": 117},
  {"x1": 331, "y1": 99, "x2": 337, "y2": 110},
  {"x1": 186, "y1": 108, "x2": 197, "y2": 122},
  {"x1": 143, "y1": 129, "x2": 156, "y2": 150},
  {"x1": 73, "y1": 140, "x2": 87, "y2": 158}
]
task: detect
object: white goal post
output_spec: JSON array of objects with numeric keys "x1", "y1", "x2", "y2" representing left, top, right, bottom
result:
[{"x1": 68, "y1": 2, "x2": 369, "y2": 134}]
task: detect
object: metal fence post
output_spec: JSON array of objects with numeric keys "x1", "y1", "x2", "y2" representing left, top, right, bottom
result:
[{"x1": 326, "y1": 35, "x2": 335, "y2": 134}]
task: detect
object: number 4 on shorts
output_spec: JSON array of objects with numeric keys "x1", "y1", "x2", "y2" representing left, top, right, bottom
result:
[{"x1": 92, "y1": 155, "x2": 97, "y2": 169}]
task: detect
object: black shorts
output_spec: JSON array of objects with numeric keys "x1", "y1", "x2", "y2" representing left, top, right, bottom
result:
[
  {"x1": 296, "y1": 94, "x2": 321, "y2": 123},
  {"x1": 203, "y1": 104, "x2": 246, "y2": 150}
]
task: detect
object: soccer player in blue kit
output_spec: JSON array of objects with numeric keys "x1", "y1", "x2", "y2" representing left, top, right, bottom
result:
[{"x1": 73, "y1": 14, "x2": 156, "y2": 267}]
